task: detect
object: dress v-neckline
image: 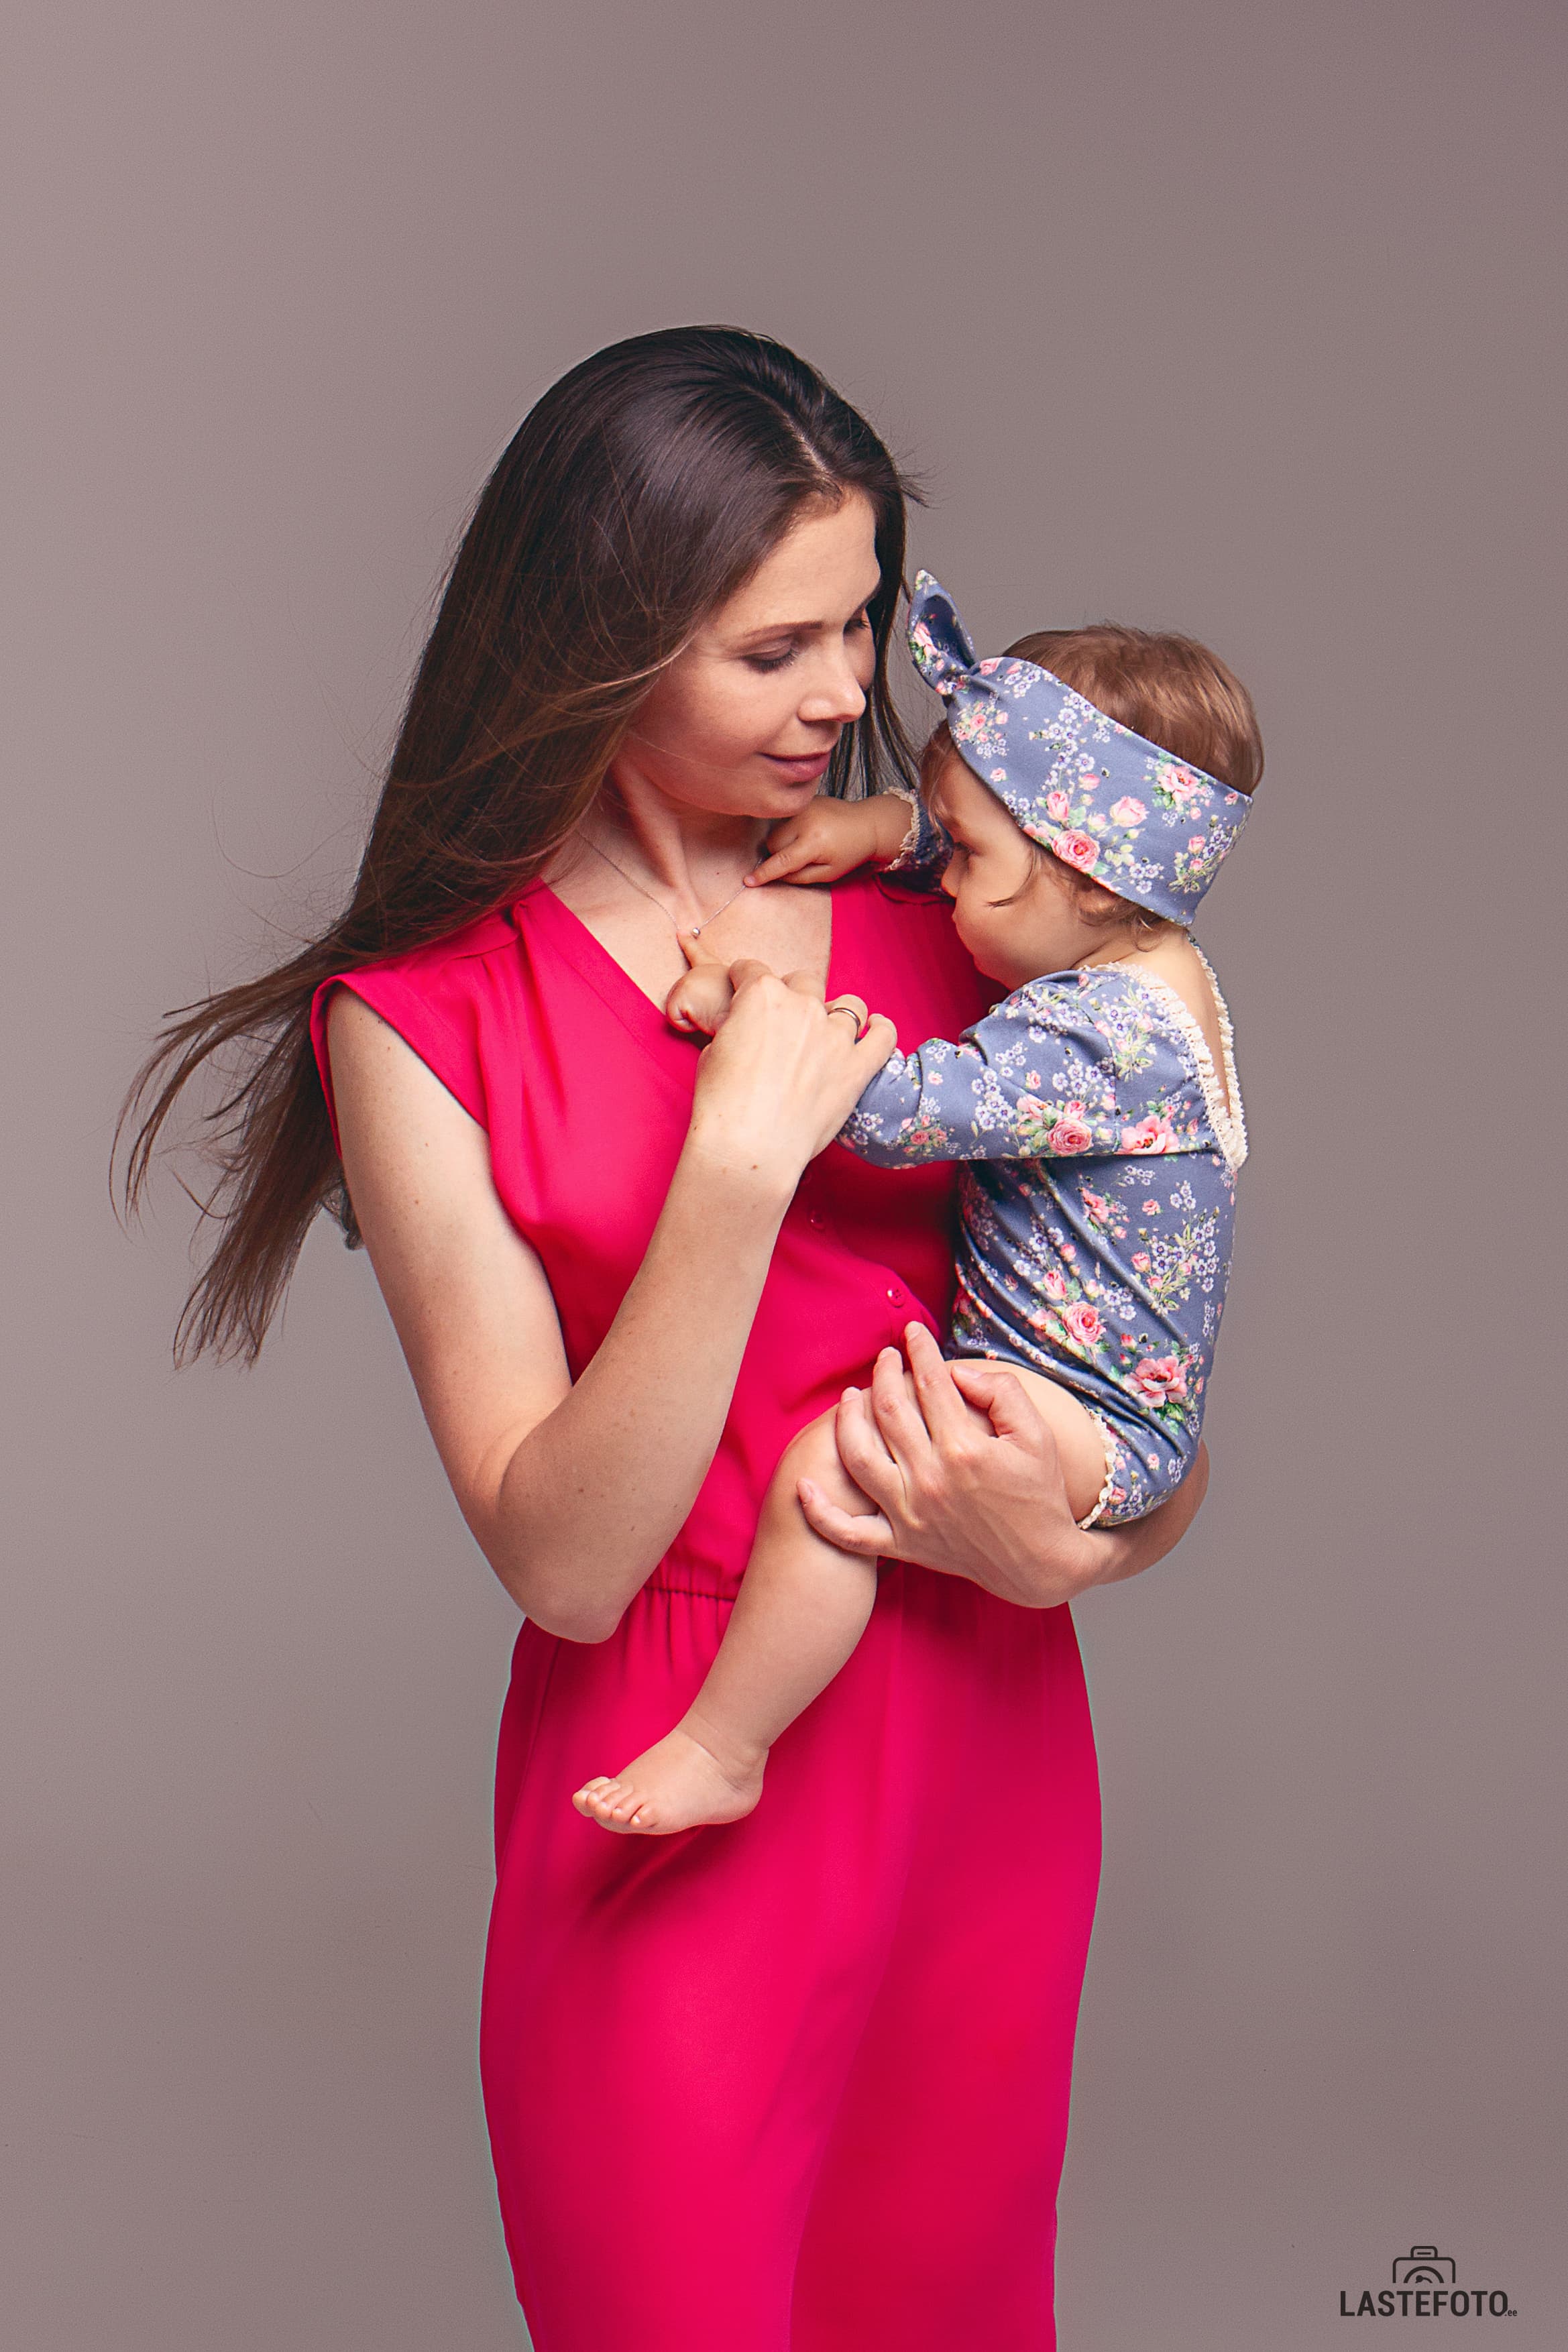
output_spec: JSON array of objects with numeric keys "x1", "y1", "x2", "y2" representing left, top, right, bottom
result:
[{"x1": 525, "y1": 879, "x2": 840, "y2": 1080}]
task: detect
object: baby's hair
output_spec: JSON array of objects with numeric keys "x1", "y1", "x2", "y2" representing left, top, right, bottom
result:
[
  {"x1": 1005, "y1": 623, "x2": 1262, "y2": 797},
  {"x1": 921, "y1": 620, "x2": 1262, "y2": 939}
]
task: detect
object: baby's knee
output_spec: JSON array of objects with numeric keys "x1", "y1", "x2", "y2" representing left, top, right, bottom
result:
[
  {"x1": 767, "y1": 1409, "x2": 857, "y2": 1515},
  {"x1": 775, "y1": 1408, "x2": 842, "y2": 1484}
]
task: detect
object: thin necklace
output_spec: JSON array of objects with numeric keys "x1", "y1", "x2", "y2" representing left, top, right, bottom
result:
[{"x1": 577, "y1": 827, "x2": 765, "y2": 941}]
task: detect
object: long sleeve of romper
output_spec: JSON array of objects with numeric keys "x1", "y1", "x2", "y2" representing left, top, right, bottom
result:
[{"x1": 838, "y1": 968, "x2": 1212, "y2": 1168}]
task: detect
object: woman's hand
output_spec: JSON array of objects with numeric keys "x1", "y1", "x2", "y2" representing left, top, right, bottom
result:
[
  {"x1": 685, "y1": 960, "x2": 897, "y2": 1190},
  {"x1": 746, "y1": 793, "x2": 915, "y2": 888},
  {"x1": 797, "y1": 1324, "x2": 1208, "y2": 1607}
]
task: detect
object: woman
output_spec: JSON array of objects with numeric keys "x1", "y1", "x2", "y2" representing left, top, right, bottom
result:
[{"x1": 123, "y1": 327, "x2": 1205, "y2": 2351}]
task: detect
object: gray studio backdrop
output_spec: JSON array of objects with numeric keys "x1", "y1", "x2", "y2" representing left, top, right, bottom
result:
[{"x1": 5, "y1": 3, "x2": 1564, "y2": 2347}]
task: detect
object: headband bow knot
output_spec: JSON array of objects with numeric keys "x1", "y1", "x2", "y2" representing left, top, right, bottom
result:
[{"x1": 907, "y1": 571, "x2": 1250, "y2": 926}]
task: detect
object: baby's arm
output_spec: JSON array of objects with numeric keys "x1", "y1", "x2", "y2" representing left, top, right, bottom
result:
[
  {"x1": 747, "y1": 791, "x2": 917, "y2": 889},
  {"x1": 667, "y1": 795, "x2": 936, "y2": 1037},
  {"x1": 840, "y1": 985, "x2": 1124, "y2": 1166}
]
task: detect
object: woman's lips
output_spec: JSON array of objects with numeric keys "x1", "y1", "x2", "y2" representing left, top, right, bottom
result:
[{"x1": 763, "y1": 750, "x2": 834, "y2": 783}]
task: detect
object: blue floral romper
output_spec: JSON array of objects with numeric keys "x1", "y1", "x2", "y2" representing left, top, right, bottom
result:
[{"x1": 839, "y1": 934, "x2": 1247, "y2": 1525}]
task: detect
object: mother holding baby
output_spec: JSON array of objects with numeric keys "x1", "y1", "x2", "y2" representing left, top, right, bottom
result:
[{"x1": 126, "y1": 327, "x2": 1209, "y2": 2351}]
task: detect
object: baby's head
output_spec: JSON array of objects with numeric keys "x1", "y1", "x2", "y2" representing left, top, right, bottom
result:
[{"x1": 915, "y1": 602, "x2": 1262, "y2": 989}]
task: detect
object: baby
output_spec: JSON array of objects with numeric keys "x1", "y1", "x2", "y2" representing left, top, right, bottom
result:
[{"x1": 574, "y1": 572, "x2": 1260, "y2": 1836}]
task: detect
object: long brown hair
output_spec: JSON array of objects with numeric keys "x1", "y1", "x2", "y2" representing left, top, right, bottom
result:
[{"x1": 118, "y1": 327, "x2": 919, "y2": 1363}]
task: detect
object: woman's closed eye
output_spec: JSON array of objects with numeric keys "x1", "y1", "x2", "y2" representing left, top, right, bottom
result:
[{"x1": 744, "y1": 610, "x2": 871, "y2": 675}]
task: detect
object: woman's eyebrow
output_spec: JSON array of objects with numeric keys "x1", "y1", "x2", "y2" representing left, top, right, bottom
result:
[
  {"x1": 727, "y1": 577, "x2": 880, "y2": 647},
  {"x1": 730, "y1": 616, "x2": 830, "y2": 644},
  {"x1": 730, "y1": 604, "x2": 872, "y2": 646}
]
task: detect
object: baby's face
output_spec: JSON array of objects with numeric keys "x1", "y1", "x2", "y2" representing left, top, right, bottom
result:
[{"x1": 928, "y1": 752, "x2": 1121, "y2": 987}]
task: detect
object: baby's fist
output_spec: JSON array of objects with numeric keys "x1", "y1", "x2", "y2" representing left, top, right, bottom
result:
[{"x1": 666, "y1": 961, "x2": 736, "y2": 1038}]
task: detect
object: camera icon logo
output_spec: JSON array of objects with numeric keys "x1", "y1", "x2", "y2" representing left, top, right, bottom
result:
[{"x1": 1392, "y1": 2246, "x2": 1457, "y2": 2287}]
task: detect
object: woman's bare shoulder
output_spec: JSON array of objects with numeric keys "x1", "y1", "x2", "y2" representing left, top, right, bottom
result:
[
  {"x1": 324, "y1": 987, "x2": 571, "y2": 1520},
  {"x1": 325, "y1": 981, "x2": 434, "y2": 1069}
]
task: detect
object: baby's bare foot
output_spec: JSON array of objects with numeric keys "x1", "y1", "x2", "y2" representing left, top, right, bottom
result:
[{"x1": 571, "y1": 1724, "x2": 765, "y2": 1836}]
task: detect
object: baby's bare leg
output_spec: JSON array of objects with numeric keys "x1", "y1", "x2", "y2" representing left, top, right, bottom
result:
[
  {"x1": 996, "y1": 1362, "x2": 1117, "y2": 1522},
  {"x1": 573, "y1": 1412, "x2": 876, "y2": 1835},
  {"x1": 686, "y1": 1413, "x2": 880, "y2": 1757}
]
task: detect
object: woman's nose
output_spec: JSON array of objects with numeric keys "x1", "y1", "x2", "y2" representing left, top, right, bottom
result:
[
  {"x1": 798, "y1": 645, "x2": 869, "y2": 727},
  {"x1": 940, "y1": 860, "x2": 959, "y2": 899}
]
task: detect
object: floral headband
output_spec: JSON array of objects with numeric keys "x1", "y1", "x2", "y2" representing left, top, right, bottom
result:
[{"x1": 907, "y1": 571, "x2": 1251, "y2": 926}]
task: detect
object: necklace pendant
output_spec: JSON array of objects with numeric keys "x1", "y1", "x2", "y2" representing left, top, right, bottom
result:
[{"x1": 688, "y1": 923, "x2": 702, "y2": 938}]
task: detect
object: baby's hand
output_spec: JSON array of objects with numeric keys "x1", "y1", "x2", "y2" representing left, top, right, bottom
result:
[
  {"x1": 747, "y1": 792, "x2": 915, "y2": 889},
  {"x1": 666, "y1": 958, "x2": 737, "y2": 1038}
]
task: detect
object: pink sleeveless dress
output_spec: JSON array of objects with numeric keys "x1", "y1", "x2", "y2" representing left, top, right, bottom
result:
[{"x1": 312, "y1": 873, "x2": 1101, "y2": 2352}]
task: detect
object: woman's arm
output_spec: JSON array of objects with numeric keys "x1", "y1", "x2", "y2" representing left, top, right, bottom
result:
[
  {"x1": 328, "y1": 965, "x2": 896, "y2": 1642},
  {"x1": 797, "y1": 1325, "x2": 1207, "y2": 1607}
]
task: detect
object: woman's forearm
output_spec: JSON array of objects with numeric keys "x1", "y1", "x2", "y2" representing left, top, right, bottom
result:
[
  {"x1": 483, "y1": 1141, "x2": 792, "y2": 1638},
  {"x1": 480, "y1": 966, "x2": 899, "y2": 1636},
  {"x1": 1075, "y1": 1444, "x2": 1209, "y2": 1591},
  {"x1": 333, "y1": 964, "x2": 897, "y2": 1642}
]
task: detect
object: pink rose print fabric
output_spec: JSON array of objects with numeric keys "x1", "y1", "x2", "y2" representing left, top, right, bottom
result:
[
  {"x1": 840, "y1": 955, "x2": 1246, "y2": 1522},
  {"x1": 905, "y1": 571, "x2": 1252, "y2": 925}
]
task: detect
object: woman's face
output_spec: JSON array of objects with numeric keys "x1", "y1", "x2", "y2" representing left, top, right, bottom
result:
[{"x1": 618, "y1": 490, "x2": 883, "y2": 822}]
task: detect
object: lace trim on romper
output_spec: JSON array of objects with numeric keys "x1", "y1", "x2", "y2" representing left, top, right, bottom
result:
[
  {"x1": 1106, "y1": 949, "x2": 1248, "y2": 1173},
  {"x1": 1070, "y1": 952, "x2": 1245, "y2": 1526}
]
